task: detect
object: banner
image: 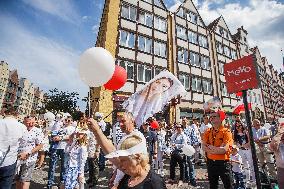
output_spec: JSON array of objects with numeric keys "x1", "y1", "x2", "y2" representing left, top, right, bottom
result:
[{"x1": 122, "y1": 70, "x2": 186, "y2": 127}]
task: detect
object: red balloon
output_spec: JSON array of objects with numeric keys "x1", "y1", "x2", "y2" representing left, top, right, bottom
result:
[
  {"x1": 217, "y1": 110, "x2": 226, "y2": 121},
  {"x1": 236, "y1": 92, "x2": 243, "y2": 97},
  {"x1": 150, "y1": 121, "x2": 159, "y2": 129},
  {"x1": 104, "y1": 65, "x2": 127, "y2": 90}
]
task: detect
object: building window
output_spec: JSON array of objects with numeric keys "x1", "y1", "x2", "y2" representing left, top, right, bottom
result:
[
  {"x1": 189, "y1": 51, "x2": 200, "y2": 67},
  {"x1": 118, "y1": 60, "x2": 134, "y2": 80},
  {"x1": 179, "y1": 74, "x2": 190, "y2": 90},
  {"x1": 155, "y1": 67, "x2": 162, "y2": 76},
  {"x1": 218, "y1": 26, "x2": 229, "y2": 39},
  {"x1": 121, "y1": 3, "x2": 137, "y2": 21},
  {"x1": 139, "y1": 11, "x2": 153, "y2": 27},
  {"x1": 187, "y1": 11, "x2": 197, "y2": 24},
  {"x1": 137, "y1": 64, "x2": 144, "y2": 82},
  {"x1": 119, "y1": 30, "x2": 135, "y2": 48},
  {"x1": 192, "y1": 76, "x2": 202, "y2": 92},
  {"x1": 177, "y1": 7, "x2": 184, "y2": 17},
  {"x1": 200, "y1": 55, "x2": 210, "y2": 70},
  {"x1": 145, "y1": 66, "x2": 152, "y2": 82},
  {"x1": 198, "y1": 35, "x2": 208, "y2": 48},
  {"x1": 176, "y1": 25, "x2": 187, "y2": 40},
  {"x1": 202, "y1": 79, "x2": 212, "y2": 94},
  {"x1": 216, "y1": 41, "x2": 223, "y2": 53},
  {"x1": 154, "y1": 0, "x2": 162, "y2": 6},
  {"x1": 231, "y1": 49, "x2": 237, "y2": 59},
  {"x1": 138, "y1": 36, "x2": 152, "y2": 53},
  {"x1": 221, "y1": 83, "x2": 228, "y2": 96},
  {"x1": 188, "y1": 31, "x2": 198, "y2": 44},
  {"x1": 218, "y1": 61, "x2": 224, "y2": 74},
  {"x1": 154, "y1": 16, "x2": 167, "y2": 32},
  {"x1": 137, "y1": 64, "x2": 152, "y2": 82},
  {"x1": 224, "y1": 46, "x2": 231, "y2": 57},
  {"x1": 177, "y1": 47, "x2": 188, "y2": 64},
  {"x1": 154, "y1": 41, "x2": 166, "y2": 57}
]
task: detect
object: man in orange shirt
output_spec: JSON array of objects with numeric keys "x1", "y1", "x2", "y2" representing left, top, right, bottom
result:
[{"x1": 202, "y1": 110, "x2": 233, "y2": 189}]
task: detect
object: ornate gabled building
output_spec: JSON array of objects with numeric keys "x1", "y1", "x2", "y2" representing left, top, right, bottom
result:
[
  {"x1": 0, "y1": 61, "x2": 9, "y2": 109},
  {"x1": 32, "y1": 87, "x2": 44, "y2": 115},
  {"x1": 16, "y1": 78, "x2": 35, "y2": 119},
  {"x1": 1, "y1": 70, "x2": 19, "y2": 112},
  {"x1": 92, "y1": 0, "x2": 283, "y2": 123},
  {"x1": 172, "y1": 0, "x2": 214, "y2": 119},
  {"x1": 207, "y1": 16, "x2": 239, "y2": 112}
]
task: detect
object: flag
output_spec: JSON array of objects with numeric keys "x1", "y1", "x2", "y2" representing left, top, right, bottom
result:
[{"x1": 233, "y1": 102, "x2": 252, "y2": 114}]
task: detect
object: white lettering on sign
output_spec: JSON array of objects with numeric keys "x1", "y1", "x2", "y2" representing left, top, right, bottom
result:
[
  {"x1": 227, "y1": 66, "x2": 251, "y2": 76},
  {"x1": 234, "y1": 77, "x2": 252, "y2": 85}
]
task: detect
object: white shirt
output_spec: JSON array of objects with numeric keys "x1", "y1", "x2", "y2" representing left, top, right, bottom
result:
[
  {"x1": 0, "y1": 117, "x2": 27, "y2": 167},
  {"x1": 191, "y1": 124, "x2": 201, "y2": 143},
  {"x1": 65, "y1": 144, "x2": 88, "y2": 174},
  {"x1": 112, "y1": 122, "x2": 124, "y2": 148},
  {"x1": 156, "y1": 130, "x2": 166, "y2": 151},
  {"x1": 18, "y1": 126, "x2": 44, "y2": 164},
  {"x1": 230, "y1": 153, "x2": 243, "y2": 173},
  {"x1": 200, "y1": 122, "x2": 212, "y2": 134},
  {"x1": 57, "y1": 125, "x2": 76, "y2": 150},
  {"x1": 252, "y1": 127, "x2": 270, "y2": 143}
]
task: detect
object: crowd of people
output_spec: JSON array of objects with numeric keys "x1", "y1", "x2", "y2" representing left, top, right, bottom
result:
[{"x1": 0, "y1": 104, "x2": 284, "y2": 189}]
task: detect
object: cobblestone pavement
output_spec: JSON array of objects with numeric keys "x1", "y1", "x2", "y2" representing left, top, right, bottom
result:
[{"x1": 15, "y1": 157, "x2": 225, "y2": 189}]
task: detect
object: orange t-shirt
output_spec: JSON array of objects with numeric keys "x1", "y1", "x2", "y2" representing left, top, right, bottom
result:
[{"x1": 202, "y1": 125, "x2": 233, "y2": 160}]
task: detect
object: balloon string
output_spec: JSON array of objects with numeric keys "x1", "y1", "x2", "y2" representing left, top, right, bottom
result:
[
  {"x1": 93, "y1": 99, "x2": 100, "y2": 117},
  {"x1": 88, "y1": 91, "x2": 91, "y2": 117}
]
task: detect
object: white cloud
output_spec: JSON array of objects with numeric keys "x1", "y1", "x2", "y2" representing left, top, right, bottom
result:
[
  {"x1": 82, "y1": 15, "x2": 89, "y2": 20},
  {"x1": 0, "y1": 15, "x2": 88, "y2": 108},
  {"x1": 197, "y1": 0, "x2": 284, "y2": 71},
  {"x1": 91, "y1": 24, "x2": 99, "y2": 34},
  {"x1": 21, "y1": 0, "x2": 80, "y2": 24}
]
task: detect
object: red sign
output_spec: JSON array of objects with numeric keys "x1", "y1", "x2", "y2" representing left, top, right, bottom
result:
[{"x1": 224, "y1": 54, "x2": 260, "y2": 93}]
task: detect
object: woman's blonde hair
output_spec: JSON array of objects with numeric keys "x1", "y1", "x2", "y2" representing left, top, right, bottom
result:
[
  {"x1": 120, "y1": 135, "x2": 149, "y2": 168},
  {"x1": 77, "y1": 133, "x2": 88, "y2": 146}
]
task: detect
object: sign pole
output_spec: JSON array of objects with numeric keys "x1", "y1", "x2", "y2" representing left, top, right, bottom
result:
[{"x1": 242, "y1": 90, "x2": 261, "y2": 188}]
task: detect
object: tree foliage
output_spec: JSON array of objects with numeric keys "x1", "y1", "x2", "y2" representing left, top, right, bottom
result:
[{"x1": 44, "y1": 88, "x2": 79, "y2": 116}]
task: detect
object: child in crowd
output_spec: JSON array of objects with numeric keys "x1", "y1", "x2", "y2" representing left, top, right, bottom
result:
[
  {"x1": 154, "y1": 122, "x2": 167, "y2": 176},
  {"x1": 230, "y1": 145, "x2": 246, "y2": 189},
  {"x1": 64, "y1": 129, "x2": 88, "y2": 189}
]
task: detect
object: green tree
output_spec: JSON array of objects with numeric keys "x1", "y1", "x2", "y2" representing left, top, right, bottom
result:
[{"x1": 44, "y1": 88, "x2": 80, "y2": 117}]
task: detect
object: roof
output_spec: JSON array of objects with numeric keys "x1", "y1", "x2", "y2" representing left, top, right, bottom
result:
[{"x1": 207, "y1": 16, "x2": 221, "y2": 31}]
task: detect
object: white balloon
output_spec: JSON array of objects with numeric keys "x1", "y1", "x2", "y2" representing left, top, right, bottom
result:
[
  {"x1": 182, "y1": 145, "x2": 195, "y2": 156},
  {"x1": 44, "y1": 112, "x2": 55, "y2": 121},
  {"x1": 79, "y1": 47, "x2": 115, "y2": 87}
]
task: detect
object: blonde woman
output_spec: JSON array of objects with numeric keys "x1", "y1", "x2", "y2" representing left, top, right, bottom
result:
[
  {"x1": 64, "y1": 129, "x2": 88, "y2": 189},
  {"x1": 88, "y1": 118, "x2": 166, "y2": 189}
]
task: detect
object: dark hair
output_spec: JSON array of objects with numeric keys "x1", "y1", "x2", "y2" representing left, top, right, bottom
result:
[
  {"x1": 233, "y1": 122, "x2": 246, "y2": 140},
  {"x1": 175, "y1": 123, "x2": 184, "y2": 129}
]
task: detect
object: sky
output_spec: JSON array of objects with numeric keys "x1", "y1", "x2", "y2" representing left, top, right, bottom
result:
[{"x1": 0, "y1": 0, "x2": 283, "y2": 110}]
